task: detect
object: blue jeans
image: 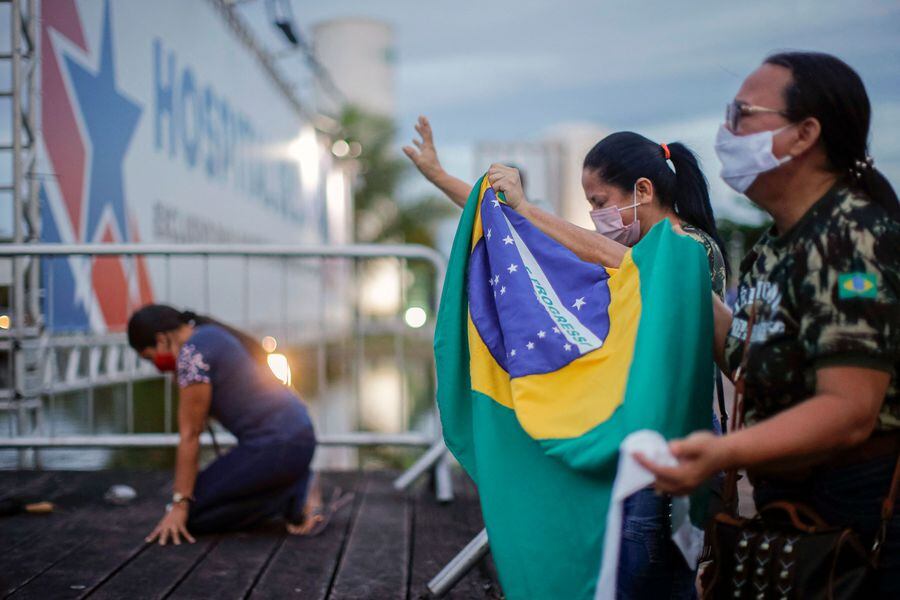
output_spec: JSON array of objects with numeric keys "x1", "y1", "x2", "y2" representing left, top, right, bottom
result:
[
  {"x1": 752, "y1": 453, "x2": 900, "y2": 598},
  {"x1": 616, "y1": 487, "x2": 697, "y2": 600},
  {"x1": 188, "y1": 438, "x2": 316, "y2": 534}
]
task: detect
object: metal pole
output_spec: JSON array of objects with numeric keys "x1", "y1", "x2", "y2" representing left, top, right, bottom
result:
[
  {"x1": 165, "y1": 254, "x2": 172, "y2": 303},
  {"x1": 163, "y1": 372, "x2": 172, "y2": 433},
  {"x1": 86, "y1": 260, "x2": 95, "y2": 434},
  {"x1": 25, "y1": 0, "x2": 39, "y2": 326},
  {"x1": 47, "y1": 262, "x2": 55, "y2": 441},
  {"x1": 393, "y1": 440, "x2": 447, "y2": 492},
  {"x1": 0, "y1": 431, "x2": 434, "y2": 448},
  {"x1": 124, "y1": 253, "x2": 133, "y2": 434},
  {"x1": 164, "y1": 256, "x2": 172, "y2": 432},
  {"x1": 32, "y1": 389, "x2": 42, "y2": 468},
  {"x1": 353, "y1": 257, "x2": 362, "y2": 443},
  {"x1": 203, "y1": 254, "x2": 210, "y2": 313},
  {"x1": 0, "y1": 243, "x2": 448, "y2": 265},
  {"x1": 434, "y1": 449, "x2": 454, "y2": 503},
  {"x1": 396, "y1": 257, "x2": 406, "y2": 432},
  {"x1": 126, "y1": 366, "x2": 134, "y2": 434},
  {"x1": 11, "y1": 0, "x2": 25, "y2": 468},
  {"x1": 426, "y1": 529, "x2": 490, "y2": 598},
  {"x1": 242, "y1": 255, "x2": 250, "y2": 329},
  {"x1": 280, "y1": 257, "x2": 287, "y2": 341},
  {"x1": 316, "y1": 257, "x2": 327, "y2": 430}
]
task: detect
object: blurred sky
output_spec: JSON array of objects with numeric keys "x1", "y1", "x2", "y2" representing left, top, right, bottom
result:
[{"x1": 241, "y1": 0, "x2": 900, "y2": 223}]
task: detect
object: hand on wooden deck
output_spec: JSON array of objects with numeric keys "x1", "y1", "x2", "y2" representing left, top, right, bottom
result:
[{"x1": 145, "y1": 504, "x2": 196, "y2": 546}]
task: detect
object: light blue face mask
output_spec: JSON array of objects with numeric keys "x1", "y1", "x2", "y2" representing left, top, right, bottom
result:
[{"x1": 714, "y1": 124, "x2": 793, "y2": 194}]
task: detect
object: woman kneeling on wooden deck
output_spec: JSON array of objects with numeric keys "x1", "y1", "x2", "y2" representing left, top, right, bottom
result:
[{"x1": 127, "y1": 304, "x2": 335, "y2": 545}]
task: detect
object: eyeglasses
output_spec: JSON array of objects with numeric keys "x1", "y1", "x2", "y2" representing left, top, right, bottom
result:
[{"x1": 725, "y1": 100, "x2": 789, "y2": 131}]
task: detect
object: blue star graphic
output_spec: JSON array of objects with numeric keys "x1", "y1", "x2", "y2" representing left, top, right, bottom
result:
[{"x1": 64, "y1": 0, "x2": 142, "y2": 242}]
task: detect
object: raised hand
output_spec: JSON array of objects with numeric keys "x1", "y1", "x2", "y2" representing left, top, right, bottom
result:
[{"x1": 403, "y1": 116, "x2": 445, "y2": 182}]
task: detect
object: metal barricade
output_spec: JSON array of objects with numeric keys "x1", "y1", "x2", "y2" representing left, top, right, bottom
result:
[{"x1": 0, "y1": 243, "x2": 453, "y2": 500}]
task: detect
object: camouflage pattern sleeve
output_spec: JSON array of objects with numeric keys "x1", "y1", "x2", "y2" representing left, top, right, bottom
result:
[
  {"x1": 680, "y1": 224, "x2": 727, "y2": 300},
  {"x1": 794, "y1": 203, "x2": 899, "y2": 373}
]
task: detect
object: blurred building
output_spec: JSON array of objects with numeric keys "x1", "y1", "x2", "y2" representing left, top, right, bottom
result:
[
  {"x1": 475, "y1": 122, "x2": 607, "y2": 229},
  {"x1": 312, "y1": 18, "x2": 396, "y2": 117}
]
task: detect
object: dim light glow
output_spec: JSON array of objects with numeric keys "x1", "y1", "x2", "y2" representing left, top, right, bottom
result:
[
  {"x1": 0, "y1": 315, "x2": 9, "y2": 330},
  {"x1": 348, "y1": 141, "x2": 362, "y2": 158},
  {"x1": 359, "y1": 259, "x2": 402, "y2": 317},
  {"x1": 404, "y1": 306, "x2": 427, "y2": 328},
  {"x1": 326, "y1": 168, "x2": 348, "y2": 244},
  {"x1": 267, "y1": 352, "x2": 292, "y2": 386},
  {"x1": 261, "y1": 336, "x2": 277, "y2": 353},
  {"x1": 288, "y1": 126, "x2": 321, "y2": 195},
  {"x1": 332, "y1": 139, "x2": 350, "y2": 157},
  {"x1": 360, "y1": 362, "x2": 403, "y2": 433}
]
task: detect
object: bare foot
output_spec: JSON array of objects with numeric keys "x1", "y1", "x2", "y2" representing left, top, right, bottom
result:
[{"x1": 286, "y1": 474, "x2": 323, "y2": 536}]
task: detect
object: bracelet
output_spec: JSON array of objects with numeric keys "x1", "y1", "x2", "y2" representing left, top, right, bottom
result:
[{"x1": 172, "y1": 492, "x2": 194, "y2": 505}]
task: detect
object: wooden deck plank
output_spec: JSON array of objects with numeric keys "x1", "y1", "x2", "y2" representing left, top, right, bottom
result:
[
  {"x1": 0, "y1": 471, "x2": 126, "y2": 553},
  {"x1": 89, "y1": 536, "x2": 220, "y2": 600},
  {"x1": 4, "y1": 472, "x2": 172, "y2": 599},
  {"x1": 0, "y1": 469, "x2": 500, "y2": 599},
  {"x1": 408, "y1": 472, "x2": 499, "y2": 600},
  {"x1": 167, "y1": 527, "x2": 285, "y2": 600},
  {"x1": 0, "y1": 471, "x2": 54, "y2": 501},
  {"x1": 0, "y1": 520, "x2": 87, "y2": 597},
  {"x1": 328, "y1": 472, "x2": 410, "y2": 600},
  {"x1": 248, "y1": 472, "x2": 360, "y2": 600}
]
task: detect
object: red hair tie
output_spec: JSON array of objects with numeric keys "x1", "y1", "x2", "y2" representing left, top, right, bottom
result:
[{"x1": 660, "y1": 143, "x2": 671, "y2": 160}]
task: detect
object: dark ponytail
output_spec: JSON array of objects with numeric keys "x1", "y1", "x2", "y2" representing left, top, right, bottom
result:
[
  {"x1": 127, "y1": 304, "x2": 267, "y2": 363},
  {"x1": 765, "y1": 51, "x2": 899, "y2": 218},
  {"x1": 583, "y1": 131, "x2": 728, "y2": 269}
]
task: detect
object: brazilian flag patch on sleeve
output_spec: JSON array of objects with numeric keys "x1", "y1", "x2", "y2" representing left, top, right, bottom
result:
[{"x1": 838, "y1": 272, "x2": 878, "y2": 299}]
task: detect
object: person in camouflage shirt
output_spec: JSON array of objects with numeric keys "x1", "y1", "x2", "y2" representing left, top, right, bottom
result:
[
  {"x1": 637, "y1": 52, "x2": 900, "y2": 594},
  {"x1": 725, "y1": 185, "x2": 899, "y2": 429}
]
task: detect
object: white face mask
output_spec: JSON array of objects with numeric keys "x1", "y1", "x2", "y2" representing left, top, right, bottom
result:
[{"x1": 714, "y1": 124, "x2": 793, "y2": 194}]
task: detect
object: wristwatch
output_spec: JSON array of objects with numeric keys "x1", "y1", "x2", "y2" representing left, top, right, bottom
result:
[{"x1": 172, "y1": 492, "x2": 194, "y2": 505}]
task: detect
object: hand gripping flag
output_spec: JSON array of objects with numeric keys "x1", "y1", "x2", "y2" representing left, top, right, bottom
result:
[{"x1": 434, "y1": 176, "x2": 714, "y2": 599}]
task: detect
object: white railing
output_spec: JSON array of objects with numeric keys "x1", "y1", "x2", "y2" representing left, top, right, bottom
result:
[{"x1": 0, "y1": 243, "x2": 453, "y2": 500}]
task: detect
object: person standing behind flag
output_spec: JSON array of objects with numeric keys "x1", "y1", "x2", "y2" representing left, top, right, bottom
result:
[
  {"x1": 637, "y1": 51, "x2": 900, "y2": 596},
  {"x1": 403, "y1": 118, "x2": 727, "y2": 295},
  {"x1": 406, "y1": 121, "x2": 726, "y2": 598}
]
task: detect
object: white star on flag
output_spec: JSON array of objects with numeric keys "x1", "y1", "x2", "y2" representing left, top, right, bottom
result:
[
  {"x1": 500, "y1": 286, "x2": 506, "y2": 295},
  {"x1": 493, "y1": 274, "x2": 500, "y2": 285},
  {"x1": 507, "y1": 263, "x2": 518, "y2": 274},
  {"x1": 502, "y1": 235, "x2": 514, "y2": 245},
  {"x1": 526, "y1": 341, "x2": 535, "y2": 350},
  {"x1": 510, "y1": 349, "x2": 517, "y2": 357},
  {"x1": 492, "y1": 199, "x2": 501, "y2": 208},
  {"x1": 489, "y1": 277, "x2": 494, "y2": 287},
  {"x1": 564, "y1": 343, "x2": 572, "y2": 351},
  {"x1": 552, "y1": 327, "x2": 560, "y2": 334},
  {"x1": 572, "y1": 297, "x2": 586, "y2": 310},
  {"x1": 537, "y1": 330, "x2": 546, "y2": 339},
  {"x1": 486, "y1": 228, "x2": 492, "y2": 240}
]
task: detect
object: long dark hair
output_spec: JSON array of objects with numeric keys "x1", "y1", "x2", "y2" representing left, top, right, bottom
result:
[
  {"x1": 765, "y1": 51, "x2": 899, "y2": 218},
  {"x1": 127, "y1": 304, "x2": 266, "y2": 363},
  {"x1": 583, "y1": 131, "x2": 728, "y2": 267}
]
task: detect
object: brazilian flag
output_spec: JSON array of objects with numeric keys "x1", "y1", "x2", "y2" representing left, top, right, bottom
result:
[{"x1": 435, "y1": 176, "x2": 714, "y2": 599}]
